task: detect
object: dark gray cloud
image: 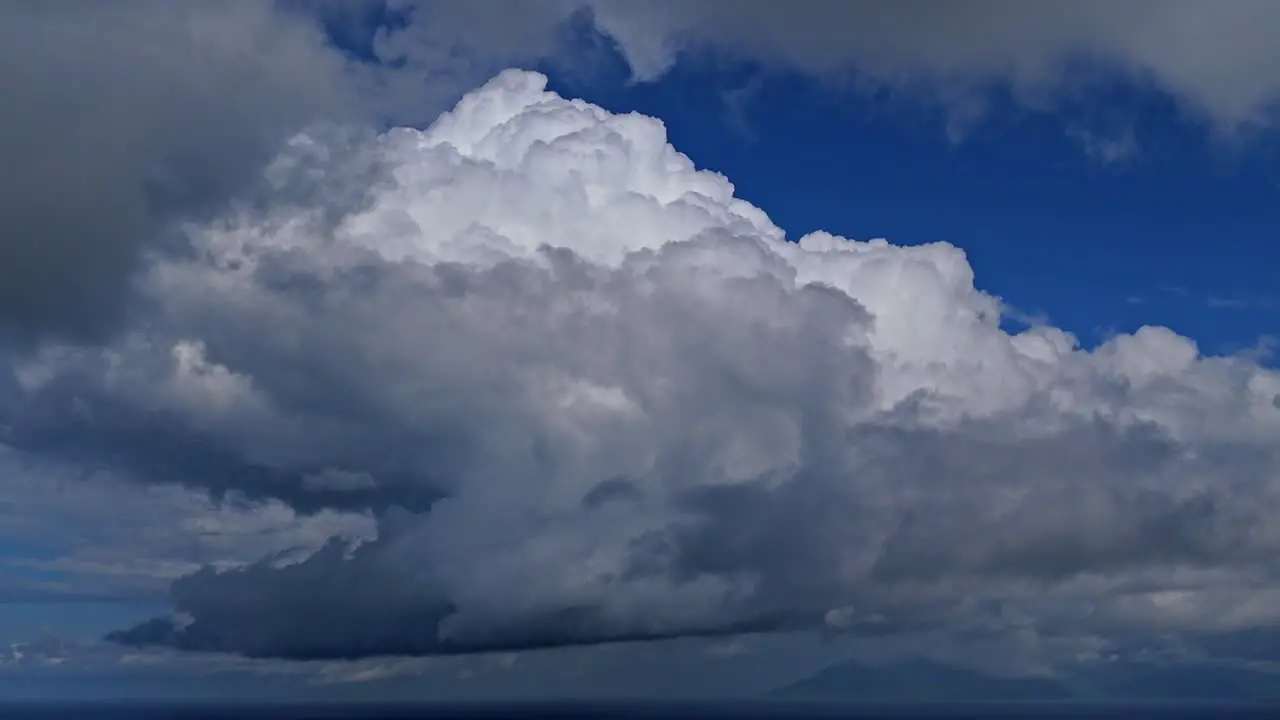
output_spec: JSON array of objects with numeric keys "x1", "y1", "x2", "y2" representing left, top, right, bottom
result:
[
  {"x1": 100, "y1": 413, "x2": 1279, "y2": 661},
  {"x1": 0, "y1": 1, "x2": 368, "y2": 342},
  {"x1": 105, "y1": 529, "x2": 784, "y2": 660}
]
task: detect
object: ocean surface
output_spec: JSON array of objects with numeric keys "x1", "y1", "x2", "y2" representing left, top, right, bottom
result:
[{"x1": 1, "y1": 701, "x2": 1276, "y2": 720}]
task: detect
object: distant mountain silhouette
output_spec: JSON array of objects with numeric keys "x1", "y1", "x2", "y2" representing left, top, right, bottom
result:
[{"x1": 771, "y1": 658, "x2": 1280, "y2": 702}]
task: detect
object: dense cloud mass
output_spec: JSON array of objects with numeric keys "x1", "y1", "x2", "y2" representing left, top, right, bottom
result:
[{"x1": 1, "y1": 70, "x2": 1275, "y2": 659}]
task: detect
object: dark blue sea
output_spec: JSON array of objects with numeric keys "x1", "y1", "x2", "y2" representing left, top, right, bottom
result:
[{"x1": 1, "y1": 701, "x2": 1276, "y2": 720}]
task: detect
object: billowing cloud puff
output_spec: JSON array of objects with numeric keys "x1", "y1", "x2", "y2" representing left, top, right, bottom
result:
[{"x1": 6, "y1": 70, "x2": 1279, "y2": 659}]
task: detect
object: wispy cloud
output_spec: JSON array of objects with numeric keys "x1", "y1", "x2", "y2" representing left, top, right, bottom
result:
[
  {"x1": 1067, "y1": 124, "x2": 1138, "y2": 167},
  {"x1": 720, "y1": 76, "x2": 764, "y2": 143},
  {"x1": 1208, "y1": 296, "x2": 1279, "y2": 311}
]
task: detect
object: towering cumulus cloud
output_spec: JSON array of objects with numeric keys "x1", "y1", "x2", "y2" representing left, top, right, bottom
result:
[{"x1": 8, "y1": 71, "x2": 1278, "y2": 659}]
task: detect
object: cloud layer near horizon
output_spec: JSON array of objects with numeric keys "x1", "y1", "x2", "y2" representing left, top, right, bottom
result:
[{"x1": 1, "y1": 71, "x2": 1276, "y2": 659}]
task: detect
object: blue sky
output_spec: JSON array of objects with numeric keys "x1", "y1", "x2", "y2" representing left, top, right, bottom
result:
[{"x1": 4, "y1": 0, "x2": 1280, "y2": 702}]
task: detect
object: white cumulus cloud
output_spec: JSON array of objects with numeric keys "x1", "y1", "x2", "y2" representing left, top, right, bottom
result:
[{"x1": 3, "y1": 70, "x2": 1278, "y2": 660}]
